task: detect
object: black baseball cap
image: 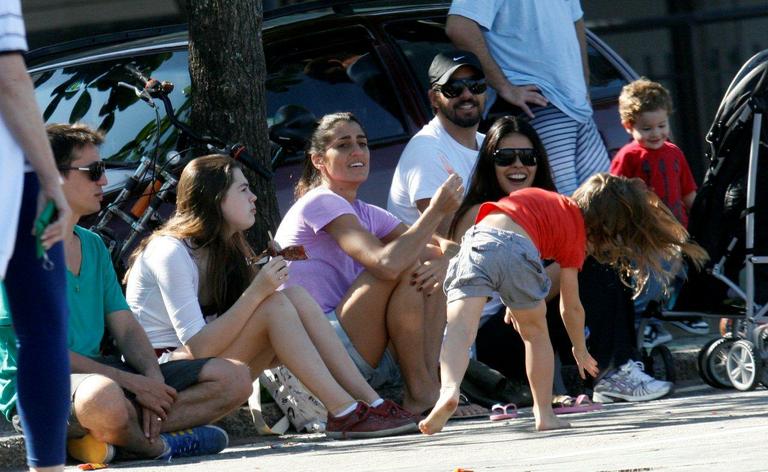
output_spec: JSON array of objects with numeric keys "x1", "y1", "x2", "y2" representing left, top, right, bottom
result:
[{"x1": 428, "y1": 50, "x2": 484, "y2": 86}]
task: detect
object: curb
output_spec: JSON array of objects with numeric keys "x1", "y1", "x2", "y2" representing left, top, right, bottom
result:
[{"x1": 0, "y1": 342, "x2": 713, "y2": 470}]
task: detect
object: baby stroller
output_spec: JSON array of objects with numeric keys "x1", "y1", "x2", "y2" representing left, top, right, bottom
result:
[{"x1": 663, "y1": 49, "x2": 768, "y2": 391}]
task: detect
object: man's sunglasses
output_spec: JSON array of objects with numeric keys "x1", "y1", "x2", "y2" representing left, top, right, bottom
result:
[
  {"x1": 58, "y1": 161, "x2": 106, "y2": 181},
  {"x1": 436, "y1": 78, "x2": 487, "y2": 99},
  {"x1": 492, "y1": 148, "x2": 538, "y2": 167}
]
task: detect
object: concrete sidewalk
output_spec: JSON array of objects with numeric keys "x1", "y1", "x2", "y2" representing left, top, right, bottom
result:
[
  {"x1": 65, "y1": 384, "x2": 768, "y2": 471},
  {"x1": 0, "y1": 328, "x2": 723, "y2": 470}
]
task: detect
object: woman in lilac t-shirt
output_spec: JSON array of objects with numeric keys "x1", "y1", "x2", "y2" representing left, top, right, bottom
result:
[{"x1": 275, "y1": 112, "x2": 463, "y2": 414}]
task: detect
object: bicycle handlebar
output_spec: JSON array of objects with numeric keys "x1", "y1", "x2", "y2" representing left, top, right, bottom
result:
[{"x1": 123, "y1": 65, "x2": 273, "y2": 179}]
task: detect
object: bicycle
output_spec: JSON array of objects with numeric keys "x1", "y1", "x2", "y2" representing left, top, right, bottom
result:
[{"x1": 89, "y1": 65, "x2": 314, "y2": 276}]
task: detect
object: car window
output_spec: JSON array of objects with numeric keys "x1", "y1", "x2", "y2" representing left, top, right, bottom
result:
[
  {"x1": 386, "y1": 18, "x2": 627, "y2": 106},
  {"x1": 32, "y1": 51, "x2": 190, "y2": 164},
  {"x1": 265, "y1": 27, "x2": 406, "y2": 146},
  {"x1": 385, "y1": 17, "x2": 454, "y2": 99},
  {"x1": 586, "y1": 43, "x2": 627, "y2": 101}
]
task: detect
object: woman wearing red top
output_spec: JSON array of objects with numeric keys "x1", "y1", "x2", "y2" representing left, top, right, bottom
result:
[{"x1": 420, "y1": 172, "x2": 708, "y2": 435}]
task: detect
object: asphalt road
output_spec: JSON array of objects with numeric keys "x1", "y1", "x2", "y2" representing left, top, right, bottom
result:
[{"x1": 79, "y1": 383, "x2": 768, "y2": 472}]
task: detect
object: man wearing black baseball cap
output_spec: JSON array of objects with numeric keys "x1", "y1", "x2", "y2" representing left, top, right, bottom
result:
[
  {"x1": 385, "y1": 50, "x2": 489, "y2": 421},
  {"x1": 388, "y1": 49, "x2": 487, "y2": 234}
]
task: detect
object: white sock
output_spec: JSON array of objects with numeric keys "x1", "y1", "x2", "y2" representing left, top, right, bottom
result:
[
  {"x1": 370, "y1": 398, "x2": 384, "y2": 407},
  {"x1": 334, "y1": 402, "x2": 358, "y2": 418}
]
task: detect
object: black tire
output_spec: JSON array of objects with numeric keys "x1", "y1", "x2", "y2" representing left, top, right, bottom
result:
[
  {"x1": 646, "y1": 345, "x2": 676, "y2": 383},
  {"x1": 699, "y1": 337, "x2": 734, "y2": 389},
  {"x1": 726, "y1": 339, "x2": 764, "y2": 391}
]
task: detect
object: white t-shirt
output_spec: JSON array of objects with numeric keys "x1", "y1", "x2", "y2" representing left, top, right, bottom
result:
[
  {"x1": 0, "y1": 0, "x2": 29, "y2": 278},
  {"x1": 387, "y1": 117, "x2": 483, "y2": 225},
  {"x1": 125, "y1": 236, "x2": 208, "y2": 349},
  {"x1": 449, "y1": 0, "x2": 591, "y2": 123}
]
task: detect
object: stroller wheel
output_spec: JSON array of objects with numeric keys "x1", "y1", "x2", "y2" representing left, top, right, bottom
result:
[
  {"x1": 698, "y1": 337, "x2": 734, "y2": 389},
  {"x1": 643, "y1": 345, "x2": 676, "y2": 383},
  {"x1": 726, "y1": 340, "x2": 764, "y2": 391}
]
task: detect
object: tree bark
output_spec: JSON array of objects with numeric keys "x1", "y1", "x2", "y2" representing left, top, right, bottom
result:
[{"x1": 187, "y1": 0, "x2": 276, "y2": 250}]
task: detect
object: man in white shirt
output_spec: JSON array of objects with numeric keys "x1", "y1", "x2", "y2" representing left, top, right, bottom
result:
[{"x1": 387, "y1": 50, "x2": 486, "y2": 235}]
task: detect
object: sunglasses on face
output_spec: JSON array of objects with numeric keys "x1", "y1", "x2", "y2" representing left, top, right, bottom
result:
[
  {"x1": 437, "y1": 78, "x2": 487, "y2": 99},
  {"x1": 58, "y1": 161, "x2": 106, "y2": 181},
  {"x1": 492, "y1": 148, "x2": 538, "y2": 167}
]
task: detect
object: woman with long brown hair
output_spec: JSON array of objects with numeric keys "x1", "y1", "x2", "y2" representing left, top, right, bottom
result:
[
  {"x1": 126, "y1": 154, "x2": 418, "y2": 439},
  {"x1": 275, "y1": 112, "x2": 464, "y2": 415}
]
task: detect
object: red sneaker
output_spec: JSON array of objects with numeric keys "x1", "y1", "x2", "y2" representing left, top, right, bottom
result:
[
  {"x1": 370, "y1": 399, "x2": 419, "y2": 423},
  {"x1": 325, "y1": 401, "x2": 418, "y2": 439}
]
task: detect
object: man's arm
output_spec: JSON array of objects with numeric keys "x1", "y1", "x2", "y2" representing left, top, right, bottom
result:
[
  {"x1": 0, "y1": 53, "x2": 71, "y2": 247},
  {"x1": 575, "y1": 18, "x2": 591, "y2": 93},
  {"x1": 106, "y1": 310, "x2": 165, "y2": 381},
  {"x1": 446, "y1": 14, "x2": 548, "y2": 118}
]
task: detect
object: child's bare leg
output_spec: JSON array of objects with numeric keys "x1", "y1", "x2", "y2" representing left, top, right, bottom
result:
[
  {"x1": 419, "y1": 297, "x2": 485, "y2": 435},
  {"x1": 511, "y1": 302, "x2": 570, "y2": 431}
]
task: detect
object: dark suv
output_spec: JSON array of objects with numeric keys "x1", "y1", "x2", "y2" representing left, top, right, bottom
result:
[{"x1": 28, "y1": 0, "x2": 637, "y2": 215}]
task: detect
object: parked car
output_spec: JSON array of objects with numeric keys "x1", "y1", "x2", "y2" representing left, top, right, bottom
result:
[{"x1": 28, "y1": 0, "x2": 637, "y2": 218}]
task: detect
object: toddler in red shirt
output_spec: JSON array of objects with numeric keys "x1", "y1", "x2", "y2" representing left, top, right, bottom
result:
[
  {"x1": 419, "y1": 173, "x2": 707, "y2": 435},
  {"x1": 611, "y1": 79, "x2": 706, "y2": 337},
  {"x1": 610, "y1": 78, "x2": 697, "y2": 227}
]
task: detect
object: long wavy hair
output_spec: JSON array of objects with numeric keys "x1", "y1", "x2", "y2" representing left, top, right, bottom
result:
[
  {"x1": 129, "y1": 154, "x2": 257, "y2": 313},
  {"x1": 572, "y1": 173, "x2": 709, "y2": 295},
  {"x1": 294, "y1": 111, "x2": 367, "y2": 199},
  {"x1": 448, "y1": 116, "x2": 556, "y2": 239}
]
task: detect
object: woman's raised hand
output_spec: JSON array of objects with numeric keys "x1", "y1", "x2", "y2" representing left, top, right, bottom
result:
[
  {"x1": 253, "y1": 255, "x2": 289, "y2": 292},
  {"x1": 430, "y1": 173, "x2": 464, "y2": 215}
]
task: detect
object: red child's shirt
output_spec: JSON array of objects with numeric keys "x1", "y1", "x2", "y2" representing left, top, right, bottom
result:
[
  {"x1": 609, "y1": 140, "x2": 697, "y2": 227},
  {"x1": 476, "y1": 187, "x2": 587, "y2": 269}
]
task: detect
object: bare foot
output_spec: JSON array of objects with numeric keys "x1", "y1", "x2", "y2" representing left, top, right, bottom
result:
[
  {"x1": 418, "y1": 389, "x2": 459, "y2": 435},
  {"x1": 535, "y1": 412, "x2": 571, "y2": 431}
]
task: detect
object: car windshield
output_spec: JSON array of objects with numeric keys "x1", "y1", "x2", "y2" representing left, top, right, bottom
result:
[{"x1": 32, "y1": 50, "x2": 190, "y2": 165}]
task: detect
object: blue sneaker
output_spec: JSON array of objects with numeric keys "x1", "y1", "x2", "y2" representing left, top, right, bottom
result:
[{"x1": 159, "y1": 425, "x2": 229, "y2": 459}]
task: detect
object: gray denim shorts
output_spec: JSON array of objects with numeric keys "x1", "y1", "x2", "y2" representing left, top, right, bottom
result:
[
  {"x1": 327, "y1": 310, "x2": 402, "y2": 389},
  {"x1": 445, "y1": 225, "x2": 551, "y2": 310}
]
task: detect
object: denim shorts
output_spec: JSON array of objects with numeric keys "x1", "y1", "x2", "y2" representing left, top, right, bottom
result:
[
  {"x1": 445, "y1": 225, "x2": 551, "y2": 310},
  {"x1": 326, "y1": 310, "x2": 402, "y2": 389}
]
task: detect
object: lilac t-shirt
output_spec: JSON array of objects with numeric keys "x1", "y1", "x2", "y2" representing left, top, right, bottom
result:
[{"x1": 274, "y1": 187, "x2": 401, "y2": 313}]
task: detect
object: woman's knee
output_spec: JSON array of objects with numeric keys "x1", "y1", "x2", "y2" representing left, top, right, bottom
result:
[{"x1": 257, "y1": 291, "x2": 296, "y2": 318}]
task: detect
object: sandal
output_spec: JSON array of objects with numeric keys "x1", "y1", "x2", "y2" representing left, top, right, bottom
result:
[
  {"x1": 489, "y1": 402, "x2": 518, "y2": 421},
  {"x1": 552, "y1": 394, "x2": 603, "y2": 414},
  {"x1": 450, "y1": 393, "x2": 490, "y2": 420}
]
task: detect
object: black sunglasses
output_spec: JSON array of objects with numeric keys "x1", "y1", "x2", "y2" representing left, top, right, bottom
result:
[
  {"x1": 437, "y1": 78, "x2": 487, "y2": 99},
  {"x1": 492, "y1": 148, "x2": 538, "y2": 167},
  {"x1": 58, "y1": 161, "x2": 106, "y2": 181}
]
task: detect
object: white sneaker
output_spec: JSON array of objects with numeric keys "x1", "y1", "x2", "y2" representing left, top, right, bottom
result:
[
  {"x1": 593, "y1": 360, "x2": 672, "y2": 403},
  {"x1": 623, "y1": 360, "x2": 674, "y2": 392}
]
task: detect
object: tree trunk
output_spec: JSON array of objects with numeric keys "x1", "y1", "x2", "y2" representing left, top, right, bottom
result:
[{"x1": 186, "y1": 0, "x2": 276, "y2": 250}]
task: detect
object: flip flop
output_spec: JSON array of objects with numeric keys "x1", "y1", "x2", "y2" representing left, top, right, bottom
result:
[
  {"x1": 489, "y1": 402, "x2": 518, "y2": 421},
  {"x1": 450, "y1": 394, "x2": 490, "y2": 420},
  {"x1": 552, "y1": 394, "x2": 603, "y2": 414}
]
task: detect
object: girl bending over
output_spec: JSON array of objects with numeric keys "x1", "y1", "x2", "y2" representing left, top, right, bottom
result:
[{"x1": 420, "y1": 173, "x2": 707, "y2": 434}]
